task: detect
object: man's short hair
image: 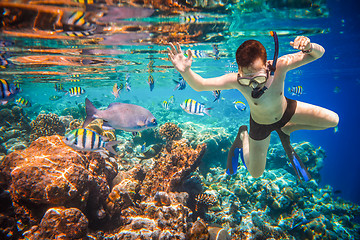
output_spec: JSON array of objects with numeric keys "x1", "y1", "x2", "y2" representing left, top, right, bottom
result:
[{"x1": 236, "y1": 40, "x2": 267, "y2": 68}]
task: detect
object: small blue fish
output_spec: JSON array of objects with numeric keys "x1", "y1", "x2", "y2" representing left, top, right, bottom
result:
[
  {"x1": 63, "y1": 128, "x2": 119, "y2": 154},
  {"x1": 68, "y1": 86, "x2": 86, "y2": 96},
  {"x1": 162, "y1": 100, "x2": 170, "y2": 110},
  {"x1": 233, "y1": 101, "x2": 246, "y2": 111},
  {"x1": 0, "y1": 79, "x2": 20, "y2": 105},
  {"x1": 173, "y1": 76, "x2": 186, "y2": 91},
  {"x1": 141, "y1": 142, "x2": 146, "y2": 152},
  {"x1": 288, "y1": 86, "x2": 303, "y2": 96},
  {"x1": 83, "y1": 98, "x2": 157, "y2": 133},
  {"x1": 213, "y1": 90, "x2": 221, "y2": 102},
  {"x1": 125, "y1": 73, "x2": 131, "y2": 92},
  {"x1": 180, "y1": 99, "x2": 211, "y2": 116},
  {"x1": 291, "y1": 218, "x2": 311, "y2": 230},
  {"x1": 212, "y1": 44, "x2": 220, "y2": 60},
  {"x1": 15, "y1": 97, "x2": 31, "y2": 107},
  {"x1": 148, "y1": 75, "x2": 155, "y2": 91}
]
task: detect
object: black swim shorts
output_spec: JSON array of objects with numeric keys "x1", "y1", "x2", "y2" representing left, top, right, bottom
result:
[{"x1": 249, "y1": 97, "x2": 297, "y2": 141}]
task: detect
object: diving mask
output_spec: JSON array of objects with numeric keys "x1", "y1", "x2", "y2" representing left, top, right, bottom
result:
[{"x1": 237, "y1": 69, "x2": 269, "y2": 88}]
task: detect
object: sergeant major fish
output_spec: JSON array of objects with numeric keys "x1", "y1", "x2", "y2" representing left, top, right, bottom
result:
[
  {"x1": 15, "y1": 97, "x2": 31, "y2": 107},
  {"x1": 83, "y1": 98, "x2": 157, "y2": 133},
  {"x1": 63, "y1": 128, "x2": 119, "y2": 154},
  {"x1": 288, "y1": 86, "x2": 303, "y2": 96},
  {"x1": 0, "y1": 79, "x2": 20, "y2": 105},
  {"x1": 180, "y1": 99, "x2": 211, "y2": 116},
  {"x1": 68, "y1": 86, "x2": 86, "y2": 96}
]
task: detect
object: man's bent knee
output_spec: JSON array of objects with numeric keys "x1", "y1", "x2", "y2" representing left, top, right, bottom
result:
[
  {"x1": 327, "y1": 111, "x2": 339, "y2": 128},
  {"x1": 247, "y1": 166, "x2": 265, "y2": 178}
]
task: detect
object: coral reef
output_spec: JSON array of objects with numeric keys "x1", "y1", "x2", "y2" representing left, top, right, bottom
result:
[
  {"x1": 158, "y1": 122, "x2": 183, "y2": 142},
  {"x1": 0, "y1": 104, "x2": 31, "y2": 155},
  {"x1": 267, "y1": 141, "x2": 326, "y2": 183},
  {"x1": 60, "y1": 103, "x2": 85, "y2": 120},
  {"x1": 0, "y1": 134, "x2": 221, "y2": 239},
  {"x1": 0, "y1": 118, "x2": 359, "y2": 239},
  {"x1": 29, "y1": 113, "x2": 65, "y2": 141},
  {"x1": 0, "y1": 135, "x2": 118, "y2": 238},
  {"x1": 179, "y1": 122, "x2": 232, "y2": 173},
  {"x1": 198, "y1": 162, "x2": 360, "y2": 239}
]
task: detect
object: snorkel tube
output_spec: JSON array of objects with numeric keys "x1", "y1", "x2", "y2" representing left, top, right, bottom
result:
[{"x1": 251, "y1": 31, "x2": 279, "y2": 99}]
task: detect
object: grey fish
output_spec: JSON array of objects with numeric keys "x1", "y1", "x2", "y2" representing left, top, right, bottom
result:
[{"x1": 83, "y1": 98, "x2": 157, "y2": 133}]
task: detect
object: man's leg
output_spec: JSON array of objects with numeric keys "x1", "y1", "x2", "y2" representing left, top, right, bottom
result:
[
  {"x1": 244, "y1": 133, "x2": 271, "y2": 178},
  {"x1": 281, "y1": 101, "x2": 339, "y2": 134},
  {"x1": 227, "y1": 126, "x2": 271, "y2": 178}
]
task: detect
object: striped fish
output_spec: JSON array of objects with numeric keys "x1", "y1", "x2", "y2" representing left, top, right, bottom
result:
[
  {"x1": 0, "y1": 79, "x2": 20, "y2": 104},
  {"x1": 15, "y1": 97, "x2": 31, "y2": 107},
  {"x1": 213, "y1": 90, "x2": 221, "y2": 102},
  {"x1": 288, "y1": 86, "x2": 303, "y2": 96},
  {"x1": 54, "y1": 83, "x2": 66, "y2": 92},
  {"x1": 63, "y1": 128, "x2": 119, "y2": 154},
  {"x1": 180, "y1": 99, "x2": 211, "y2": 116},
  {"x1": 162, "y1": 100, "x2": 170, "y2": 110},
  {"x1": 63, "y1": 11, "x2": 96, "y2": 37},
  {"x1": 148, "y1": 75, "x2": 154, "y2": 91},
  {"x1": 181, "y1": 15, "x2": 202, "y2": 24},
  {"x1": 68, "y1": 87, "x2": 85, "y2": 96},
  {"x1": 189, "y1": 50, "x2": 209, "y2": 58}
]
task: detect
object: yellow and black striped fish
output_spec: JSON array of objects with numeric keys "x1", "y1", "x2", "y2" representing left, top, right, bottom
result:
[
  {"x1": 180, "y1": 99, "x2": 211, "y2": 116},
  {"x1": 63, "y1": 128, "x2": 118, "y2": 154},
  {"x1": 288, "y1": 86, "x2": 303, "y2": 96},
  {"x1": 0, "y1": 79, "x2": 20, "y2": 104},
  {"x1": 148, "y1": 75, "x2": 154, "y2": 91},
  {"x1": 68, "y1": 87, "x2": 85, "y2": 96},
  {"x1": 15, "y1": 97, "x2": 31, "y2": 107}
]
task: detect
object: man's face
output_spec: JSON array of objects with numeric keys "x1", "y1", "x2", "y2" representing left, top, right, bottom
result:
[{"x1": 238, "y1": 57, "x2": 268, "y2": 89}]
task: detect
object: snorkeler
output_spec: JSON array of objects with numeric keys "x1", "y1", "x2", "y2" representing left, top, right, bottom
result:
[{"x1": 167, "y1": 33, "x2": 339, "y2": 181}]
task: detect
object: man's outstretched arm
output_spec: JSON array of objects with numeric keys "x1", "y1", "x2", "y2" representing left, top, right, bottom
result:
[{"x1": 167, "y1": 42, "x2": 237, "y2": 91}]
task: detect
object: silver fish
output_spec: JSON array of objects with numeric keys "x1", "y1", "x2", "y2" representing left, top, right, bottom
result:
[{"x1": 83, "y1": 98, "x2": 157, "y2": 133}]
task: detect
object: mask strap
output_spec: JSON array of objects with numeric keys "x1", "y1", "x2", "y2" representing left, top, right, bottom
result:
[{"x1": 251, "y1": 31, "x2": 279, "y2": 99}]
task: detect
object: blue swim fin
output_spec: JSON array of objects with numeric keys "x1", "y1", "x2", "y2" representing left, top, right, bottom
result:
[
  {"x1": 226, "y1": 148, "x2": 246, "y2": 175},
  {"x1": 291, "y1": 154, "x2": 311, "y2": 182}
]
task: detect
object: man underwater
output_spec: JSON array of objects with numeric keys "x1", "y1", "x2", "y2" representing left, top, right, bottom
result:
[{"x1": 167, "y1": 33, "x2": 339, "y2": 181}]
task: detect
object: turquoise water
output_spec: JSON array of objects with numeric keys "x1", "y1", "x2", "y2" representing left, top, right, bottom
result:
[
  {"x1": 1, "y1": 0, "x2": 360, "y2": 238},
  {"x1": 1, "y1": 0, "x2": 359, "y2": 201}
]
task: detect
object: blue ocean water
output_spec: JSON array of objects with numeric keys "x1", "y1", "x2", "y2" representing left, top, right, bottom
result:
[{"x1": 0, "y1": 0, "x2": 359, "y2": 207}]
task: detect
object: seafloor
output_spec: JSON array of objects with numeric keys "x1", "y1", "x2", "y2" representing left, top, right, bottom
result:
[{"x1": 0, "y1": 103, "x2": 359, "y2": 240}]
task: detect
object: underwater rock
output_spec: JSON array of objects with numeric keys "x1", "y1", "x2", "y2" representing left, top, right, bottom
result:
[
  {"x1": 29, "y1": 113, "x2": 65, "y2": 141},
  {"x1": 179, "y1": 122, "x2": 232, "y2": 173},
  {"x1": 266, "y1": 141, "x2": 326, "y2": 183},
  {"x1": 139, "y1": 139, "x2": 206, "y2": 197},
  {"x1": 0, "y1": 135, "x2": 117, "y2": 235},
  {"x1": 23, "y1": 207, "x2": 88, "y2": 239}
]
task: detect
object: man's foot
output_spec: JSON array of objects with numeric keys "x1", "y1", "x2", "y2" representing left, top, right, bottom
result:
[{"x1": 226, "y1": 125, "x2": 248, "y2": 175}]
